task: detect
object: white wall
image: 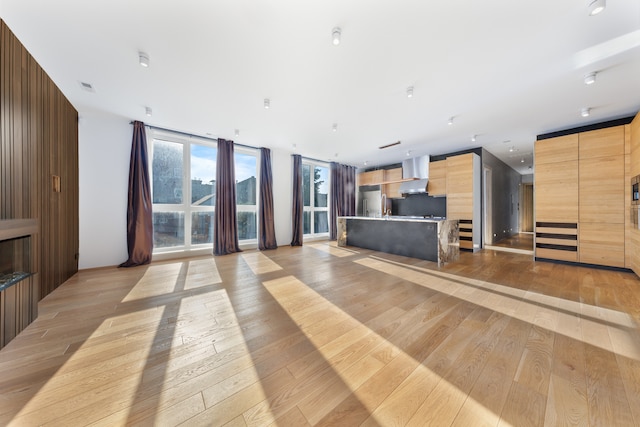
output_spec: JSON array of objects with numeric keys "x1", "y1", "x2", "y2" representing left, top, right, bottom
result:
[
  {"x1": 78, "y1": 112, "x2": 131, "y2": 269},
  {"x1": 79, "y1": 113, "x2": 294, "y2": 269}
]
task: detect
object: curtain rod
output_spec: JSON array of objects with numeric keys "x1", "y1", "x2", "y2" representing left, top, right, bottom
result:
[{"x1": 130, "y1": 121, "x2": 256, "y2": 150}]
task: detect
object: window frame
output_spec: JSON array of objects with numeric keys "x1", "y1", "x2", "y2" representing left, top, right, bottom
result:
[{"x1": 302, "y1": 159, "x2": 330, "y2": 240}]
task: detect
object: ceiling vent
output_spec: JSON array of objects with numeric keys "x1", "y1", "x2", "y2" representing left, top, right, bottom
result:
[{"x1": 79, "y1": 81, "x2": 95, "y2": 92}]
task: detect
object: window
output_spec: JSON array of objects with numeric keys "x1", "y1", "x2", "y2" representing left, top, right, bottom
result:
[
  {"x1": 150, "y1": 130, "x2": 258, "y2": 253},
  {"x1": 302, "y1": 161, "x2": 329, "y2": 237}
]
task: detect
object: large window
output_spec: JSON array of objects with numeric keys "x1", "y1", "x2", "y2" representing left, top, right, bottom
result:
[
  {"x1": 302, "y1": 161, "x2": 329, "y2": 237},
  {"x1": 150, "y1": 131, "x2": 258, "y2": 252}
]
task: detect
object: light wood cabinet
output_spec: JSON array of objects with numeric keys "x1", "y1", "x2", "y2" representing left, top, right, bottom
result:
[
  {"x1": 427, "y1": 160, "x2": 446, "y2": 196},
  {"x1": 382, "y1": 168, "x2": 403, "y2": 199},
  {"x1": 446, "y1": 153, "x2": 480, "y2": 251},
  {"x1": 535, "y1": 125, "x2": 628, "y2": 267},
  {"x1": 629, "y1": 112, "x2": 640, "y2": 276},
  {"x1": 357, "y1": 169, "x2": 384, "y2": 186}
]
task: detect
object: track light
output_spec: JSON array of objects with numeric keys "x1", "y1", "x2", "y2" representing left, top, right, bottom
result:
[
  {"x1": 584, "y1": 72, "x2": 597, "y2": 85},
  {"x1": 139, "y1": 52, "x2": 149, "y2": 67},
  {"x1": 588, "y1": 0, "x2": 606, "y2": 15},
  {"x1": 145, "y1": 106, "x2": 152, "y2": 116},
  {"x1": 407, "y1": 86, "x2": 414, "y2": 98},
  {"x1": 332, "y1": 27, "x2": 341, "y2": 45},
  {"x1": 264, "y1": 98, "x2": 270, "y2": 109},
  {"x1": 581, "y1": 107, "x2": 591, "y2": 117}
]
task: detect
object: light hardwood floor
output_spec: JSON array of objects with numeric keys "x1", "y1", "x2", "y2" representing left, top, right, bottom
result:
[{"x1": 1, "y1": 242, "x2": 640, "y2": 426}]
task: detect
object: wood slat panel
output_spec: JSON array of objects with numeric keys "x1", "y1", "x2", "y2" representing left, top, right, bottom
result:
[{"x1": 535, "y1": 247, "x2": 579, "y2": 262}]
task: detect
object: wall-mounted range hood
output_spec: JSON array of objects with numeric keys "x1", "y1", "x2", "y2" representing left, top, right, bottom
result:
[{"x1": 399, "y1": 155, "x2": 429, "y2": 194}]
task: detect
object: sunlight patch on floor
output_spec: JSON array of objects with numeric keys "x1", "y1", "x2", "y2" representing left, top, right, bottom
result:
[
  {"x1": 357, "y1": 257, "x2": 640, "y2": 361},
  {"x1": 241, "y1": 252, "x2": 283, "y2": 274},
  {"x1": 260, "y1": 274, "x2": 504, "y2": 426},
  {"x1": 307, "y1": 242, "x2": 360, "y2": 257}
]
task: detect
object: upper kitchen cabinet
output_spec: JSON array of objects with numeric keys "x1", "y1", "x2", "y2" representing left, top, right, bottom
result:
[
  {"x1": 382, "y1": 168, "x2": 404, "y2": 199},
  {"x1": 427, "y1": 160, "x2": 446, "y2": 196},
  {"x1": 446, "y1": 153, "x2": 481, "y2": 251},
  {"x1": 357, "y1": 169, "x2": 384, "y2": 186}
]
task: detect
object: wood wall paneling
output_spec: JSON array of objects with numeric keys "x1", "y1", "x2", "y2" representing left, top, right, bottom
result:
[
  {"x1": 579, "y1": 223, "x2": 625, "y2": 267},
  {"x1": 629, "y1": 113, "x2": 640, "y2": 276},
  {"x1": 579, "y1": 127, "x2": 625, "y2": 159},
  {"x1": 534, "y1": 160, "x2": 579, "y2": 223},
  {"x1": 578, "y1": 155, "x2": 624, "y2": 224},
  {"x1": 1, "y1": 20, "x2": 78, "y2": 335}
]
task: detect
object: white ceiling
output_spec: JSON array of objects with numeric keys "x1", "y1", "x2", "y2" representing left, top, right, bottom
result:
[{"x1": 2, "y1": 0, "x2": 639, "y2": 174}]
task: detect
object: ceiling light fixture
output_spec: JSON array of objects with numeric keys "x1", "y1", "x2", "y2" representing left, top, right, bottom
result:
[
  {"x1": 407, "y1": 86, "x2": 414, "y2": 98},
  {"x1": 581, "y1": 107, "x2": 591, "y2": 117},
  {"x1": 264, "y1": 98, "x2": 270, "y2": 109},
  {"x1": 364, "y1": 161, "x2": 368, "y2": 166},
  {"x1": 588, "y1": 0, "x2": 606, "y2": 16},
  {"x1": 471, "y1": 135, "x2": 477, "y2": 142},
  {"x1": 139, "y1": 52, "x2": 149, "y2": 67},
  {"x1": 521, "y1": 158, "x2": 525, "y2": 163},
  {"x1": 234, "y1": 129, "x2": 239, "y2": 137},
  {"x1": 509, "y1": 146, "x2": 514, "y2": 152},
  {"x1": 584, "y1": 72, "x2": 597, "y2": 85},
  {"x1": 332, "y1": 123, "x2": 338, "y2": 132},
  {"x1": 145, "y1": 106, "x2": 152, "y2": 116},
  {"x1": 406, "y1": 150, "x2": 412, "y2": 157},
  {"x1": 332, "y1": 27, "x2": 341, "y2": 45},
  {"x1": 447, "y1": 117, "x2": 454, "y2": 126}
]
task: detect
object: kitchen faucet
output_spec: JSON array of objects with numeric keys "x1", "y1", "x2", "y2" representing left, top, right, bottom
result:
[{"x1": 381, "y1": 193, "x2": 389, "y2": 219}]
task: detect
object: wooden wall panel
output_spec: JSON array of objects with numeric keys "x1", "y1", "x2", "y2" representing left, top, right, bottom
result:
[
  {"x1": 535, "y1": 134, "x2": 579, "y2": 165},
  {"x1": 1, "y1": 19, "x2": 78, "y2": 304},
  {"x1": 579, "y1": 155, "x2": 624, "y2": 224},
  {"x1": 579, "y1": 127, "x2": 625, "y2": 159},
  {"x1": 579, "y1": 223, "x2": 625, "y2": 268},
  {"x1": 534, "y1": 160, "x2": 579, "y2": 223},
  {"x1": 629, "y1": 113, "x2": 640, "y2": 276}
]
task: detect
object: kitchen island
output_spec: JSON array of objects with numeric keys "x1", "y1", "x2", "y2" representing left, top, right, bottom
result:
[{"x1": 337, "y1": 216, "x2": 459, "y2": 266}]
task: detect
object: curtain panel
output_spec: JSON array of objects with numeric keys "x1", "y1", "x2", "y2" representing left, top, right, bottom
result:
[
  {"x1": 119, "y1": 121, "x2": 153, "y2": 267},
  {"x1": 290, "y1": 154, "x2": 304, "y2": 246},
  {"x1": 213, "y1": 139, "x2": 242, "y2": 255},
  {"x1": 329, "y1": 162, "x2": 356, "y2": 240},
  {"x1": 258, "y1": 148, "x2": 277, "y2": 250}
]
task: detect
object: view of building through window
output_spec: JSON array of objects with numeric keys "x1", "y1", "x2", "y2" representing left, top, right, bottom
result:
[
  {"x1": 150, "y1": 133, "x2": 258, "y2": 252},
  {"x1": 302, "y1": 162, "x2": 329, "y2": 236}
]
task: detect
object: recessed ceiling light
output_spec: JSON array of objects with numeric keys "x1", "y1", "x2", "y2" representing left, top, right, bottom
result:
[
  {"x1": 145, "y1": 106, "x2": 152, "y2": 116},
  {"x1": 139, "y1": 51, "x2": 149, "y2": 67},
  {"x1": 406, "y1": 86, "x2": 414, "y2": 98},
  {"x1": 584, "y1": 72, "x2": 597, "y2": 85},
  {"x1": 332, "y1": 27, "x2": 341, "y2": 45},
  {"x1": 581, "y1": 107, "x2": 591, "y2": 117},
  {"x1": 264, "y1": 98, "x2": 270, "y2": 109},
  {"x1": 588, "y1": 0, "x2": 606, "y2": 16}
]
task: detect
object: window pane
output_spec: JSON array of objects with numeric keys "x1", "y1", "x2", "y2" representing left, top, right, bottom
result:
[
  {"x1": 235, "y1": 153, "x2": 257, "y2": 206},
  {"x1": 238, "y1": 212, "x2": 257, "y2": 240},
  {"x1": 314, "y1": 211, "x2": 328, "y2": 233},
  {"x1": 191, "y1": 212, "x2": 213, "y2": 245},
  {"x1": 302, "y1": 164, "x2": 311, "y2": 207},
  {"x1": 303, "y1": 211, "x2": 311, "y2": 235},
  {"x1": 314, "y1": 166, "x2": 328, "y2": 207},
  {"x1": 191, "y1": 144, "x2": 216, "y2": 206},
  {"x1": 153, "y1": 212, "x2": 185, "y2": 248},
  {"x1": 153, "y1": 140, "x2": 183, "y2": 204}
]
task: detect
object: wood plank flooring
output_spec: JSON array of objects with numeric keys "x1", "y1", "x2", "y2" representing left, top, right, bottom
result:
[{"x1": 1, "y1": 242, "x2": 640, "y2": 426}]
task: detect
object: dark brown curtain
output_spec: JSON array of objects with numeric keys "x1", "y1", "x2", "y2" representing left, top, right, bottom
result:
[
  {"x1": 259, "y1": 148, "x2": 277, "y2": 250},
  {"x1": 290, "y1": 154, "x2": 303, "y2": 246},
  {"x1": 213, "y1": 139, "x2": 241, "y2": 255},
  {"x1": 330, "y1": 162, "x2": 357, "y2": 240},
  {"x1": 119, "y1": 121, "x2": 153, "y2": 267}
]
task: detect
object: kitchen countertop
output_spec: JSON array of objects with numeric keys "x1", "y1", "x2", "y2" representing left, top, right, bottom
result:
[{"x1": 339, "y1": 215, "x2": 448, "y2": 223}]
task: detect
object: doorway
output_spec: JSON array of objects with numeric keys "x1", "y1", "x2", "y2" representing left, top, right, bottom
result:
[{"x1": 520, "y1": 183, "x2": 534, "y2": 232}]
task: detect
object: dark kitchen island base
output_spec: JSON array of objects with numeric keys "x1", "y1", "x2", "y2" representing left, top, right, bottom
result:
[{"x1": 337, "y1": 217, "x2": 459, "y2": 266}]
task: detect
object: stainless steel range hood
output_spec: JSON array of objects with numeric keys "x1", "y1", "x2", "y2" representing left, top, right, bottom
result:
[{"x1": 399, "y1": 155, "x2": 429, "y2": 194}]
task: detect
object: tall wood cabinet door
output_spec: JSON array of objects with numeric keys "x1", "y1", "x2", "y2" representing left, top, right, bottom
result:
[
  {"x1": 535, "y1": 134, "x2": 579, "y2": 165},
  {"x1": 579, "y1": 127, "x2": 625, "y2": 159},
  {"x1": 446, "y1": 153, "x2": 473, "y2": 219},
  {"x1": 579, "y1": 223, "x2": 625, "y2": 267},
  {"x1": 427, "y1": 160, "x2": 446, "y2": 196},
  {"x1": 579, "y1": 155, "x2": 624, "y2": 224},
  {"x1": 534, "y1": 160, "x2": 579, "y2": 223}
]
